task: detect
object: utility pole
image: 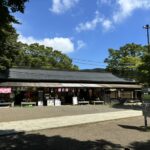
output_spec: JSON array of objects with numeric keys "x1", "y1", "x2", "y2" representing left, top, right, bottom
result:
[
  {"x1": 143, "y1": 24, "x2": 150, "y2": 129},
  {"x1": 143, "y1": 24, "x2": 150, "y2": 53}
]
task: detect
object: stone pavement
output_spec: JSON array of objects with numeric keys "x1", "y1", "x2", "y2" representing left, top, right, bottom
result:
[
  {"x1": 0, "y1": 105, "x2": 127, "y2": 122},
  {"x1": 0, "y1": 110, "x2": 142, "y2": 135}
]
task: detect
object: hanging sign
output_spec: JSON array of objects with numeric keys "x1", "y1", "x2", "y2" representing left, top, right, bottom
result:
[
  {"x1": 65, "y1": 88, "x2": 69, "y2": 92},
  {"x1": 58, "y1": 88, "x2": 61, "y2": 92},
  {"x1": 0, "y1": 88, "x2": 11, "y2": 93},
  {"x1": 143, "y1": 103, "x2": 150, "y2": 117}
]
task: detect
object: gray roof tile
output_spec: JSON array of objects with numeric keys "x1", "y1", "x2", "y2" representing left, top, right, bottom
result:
[{"x1": 0, "y1": 68, "x2": 134, "y2": 83}]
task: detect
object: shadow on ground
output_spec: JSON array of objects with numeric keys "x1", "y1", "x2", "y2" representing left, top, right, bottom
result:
[
  {"x1": 0, "y1": 130, "x2": 123, "y2": 150},
  {"x1": 111, "y1": 103, "x2": 142, "y2": 110},
  {"x1": 129, "y1": 140, "x2": 150, "y2": 150},
  {"x1": 0, "y1": 130, "x2": 150, "y2": 150},
  {"x1": 118, "y1": 124, "x2": 150, "y2": 132}
]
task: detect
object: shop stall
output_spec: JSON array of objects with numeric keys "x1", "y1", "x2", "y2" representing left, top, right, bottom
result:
[{"x1": 0, "y1": 68, "x2": 142, "y2": 106}]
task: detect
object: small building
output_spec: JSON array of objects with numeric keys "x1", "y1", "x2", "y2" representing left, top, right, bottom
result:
[{"x1": 0, "y1": 68, "x2": 142, "y2": 106}]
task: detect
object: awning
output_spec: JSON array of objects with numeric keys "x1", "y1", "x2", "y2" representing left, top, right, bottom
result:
[
  {"x1": 81, "y1": 84, "x2": 104, "y2": 88},
  {"x1": 0, "y1": 82, "x2": 104, "y2": 88},
  {"x1": 101, "y1": 84, "x2": 142, "y2": 89},
  {"x1": 61, "y1": 83, "x2": 83, "y2": 87},
  {"x1": 0, "y1": 82, "x2": 142, "y2": 89},
  {"x1": 0, "y1": 82, "x2": 62, "y2": 87}
]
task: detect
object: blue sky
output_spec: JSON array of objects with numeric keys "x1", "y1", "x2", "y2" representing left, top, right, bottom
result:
[{"x1": 14, "y1": 0, "x2": 150, "y2": 69}]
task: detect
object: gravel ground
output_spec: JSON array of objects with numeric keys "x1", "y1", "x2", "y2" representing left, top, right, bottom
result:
[
  {"x1": 0, "y1": 105, "x2": 132, "y2": 122},
  {"x1": 0, "y1": 116, "x2": 150, "y2": 150}
]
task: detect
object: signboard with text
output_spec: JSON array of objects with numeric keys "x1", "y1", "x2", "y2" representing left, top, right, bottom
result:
[
  {"x1": 0, "y1": 88, "x2": 11, "y2": 94},
  {"x1": 143, "y1": 103, "x2": 150, "y2": 117}
]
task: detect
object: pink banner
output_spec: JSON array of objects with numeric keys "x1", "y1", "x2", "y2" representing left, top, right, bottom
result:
[{"x1": 0, "y1": 88, "x2": 11, "y2": 93}]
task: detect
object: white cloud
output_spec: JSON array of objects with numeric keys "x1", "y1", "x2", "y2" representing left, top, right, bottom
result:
[
  {"x1": 97, "y1": 0, "x2": 112, "y2": 6},
  {"x1": 76, "y1": 11, "x2": 112, "y2": 32},
  {"x1": 77, "y1": 40, "x2": 86, "y2": 50},
  {"x1": 76, "y1": 0, "x2": 150, "y2": 32},
  {"x1": 18, "y1": 34, "x2": 75, "y2": 53},
  {"x1": 76, "y1": 12, "x2": 102, "y2": 32},
  {"x1": 113, "y1": 0, "x2": 150, "y2": 23},
  {"x1": 50, "y1": 0, "x2": 79, "y2": 14},
  {"x1": 102, "y1": 19, "x2": 112, "y2": 30}
]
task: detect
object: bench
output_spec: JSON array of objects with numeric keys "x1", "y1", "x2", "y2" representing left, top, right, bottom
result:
[
  {"x1": 0, "y1": 102, "x2": 14, "y2": 107},
  {"x1": 91, "y1": 100, "x2": 104, "y2": 105},
  {"x1": 21, "y1": 102, "x2": 36, "y2": 107},
  {"x1": 125, "y1": 99, "x2": 142, "y2": 106},
  {"x1": 78, "y1": 101, "x2": 89, "y2": 105}
]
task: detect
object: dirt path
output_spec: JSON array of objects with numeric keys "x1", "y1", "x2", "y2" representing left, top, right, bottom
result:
[
  {"x1": 0, "y1": 116, "x2": 150, "y2": 150},
  {"x1": 0, "y1": 105, "x2": 127, "y2": 122}
]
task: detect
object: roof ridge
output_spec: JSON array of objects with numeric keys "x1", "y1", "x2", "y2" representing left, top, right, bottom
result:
[{"x1": 10, "y1": 68, "x2": 110, "y2": 74}]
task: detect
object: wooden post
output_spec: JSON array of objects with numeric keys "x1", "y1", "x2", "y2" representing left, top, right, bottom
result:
[
  {"x1": 144, "y1": 114, "x2": 148, "y2": 128},
  {"x1": 131, "y1": 91, "x2": 134, "y2": 99},
  {"x1": 118, "y1": 90, "x2": 121, "y2": 98},
  {"x1": 143, "y1": 103, "x2": 149, "y2": 129}
]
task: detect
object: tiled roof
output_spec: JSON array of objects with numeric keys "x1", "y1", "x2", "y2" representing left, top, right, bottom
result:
[{"x1": 0, "y1": 68, "x2": 134, "y2": 83}]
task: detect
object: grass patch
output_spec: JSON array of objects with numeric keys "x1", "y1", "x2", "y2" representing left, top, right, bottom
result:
[{"x1": 143, "y1": 94, "x2": 150, "y2": 103}]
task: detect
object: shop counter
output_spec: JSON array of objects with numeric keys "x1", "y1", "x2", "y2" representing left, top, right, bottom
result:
[{"x1": 21, "y1": 102, "x2": 36, "y2": 107}]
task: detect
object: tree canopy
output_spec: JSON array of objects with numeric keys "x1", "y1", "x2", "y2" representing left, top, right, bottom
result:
[
  {"x1": 0, "y1": 0, "x2": 78, "y2": 71},
  {"x1": 0, "y1": 0, "x2": 28, "y2": 70},
  {"x1": 0, "y1": 0, "x2": 28, "y2": 25},
  {"x1": 104, "y1": 43, "x2": 146, "y2": 80},
  {"x1": 13, "y1": 43, "x2": 79, "y2": 70},
  {"x1": 138, "y1": 53, "x2": 150, "y2": 85},
  {"x1": 0, "y1": 25, "x2": 21, "y2": 70}
]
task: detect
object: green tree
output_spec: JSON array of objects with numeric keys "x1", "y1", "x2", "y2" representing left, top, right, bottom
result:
[
  {"x1": 138, "y1": 53, "x2": 150, "y2": 85},
  {"x1": 104, "y1": 43, "x2": 146, "y2": 80},
  {"x1": 0, "y1": 25, "x2": 20, "y2": 70},
  {"x1": 0, "y1": 0, "x2": 28, "y2": 25},
  {"x1": 0, "y1": 0, "x2": 28, "y2": 70},
  {"x1": 13, "y1": 43, "x2": 79, "y2": 70}
]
